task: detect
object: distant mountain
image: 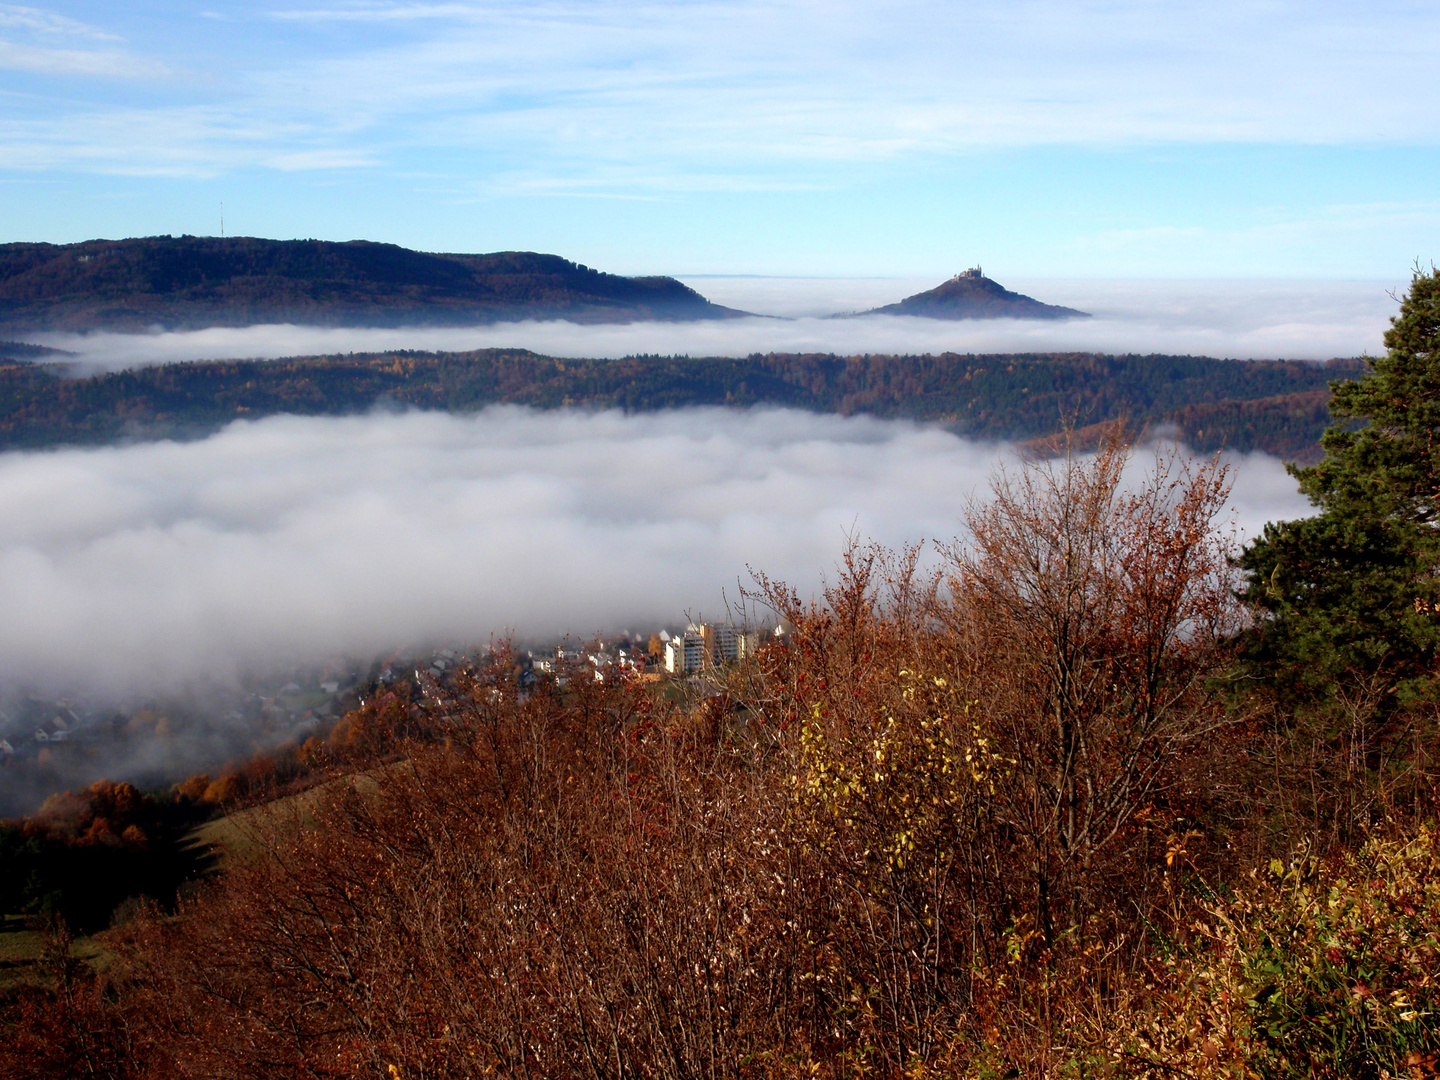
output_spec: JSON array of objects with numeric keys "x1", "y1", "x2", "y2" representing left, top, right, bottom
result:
[
  {"x1": 864, "y1": 268, "x2": 1089, "y2": 320},
  {"x1": 0, "y1": 236, "x2": 746, "y2": 331}
]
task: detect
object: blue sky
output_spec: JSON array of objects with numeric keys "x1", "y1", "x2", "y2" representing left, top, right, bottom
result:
[{"x1": 1, "y1": 0, "x2": 1438, "y2": 277}]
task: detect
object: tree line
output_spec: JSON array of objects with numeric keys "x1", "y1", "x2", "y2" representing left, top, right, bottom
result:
[{"x1": 1, "y1": 348, "x2": 1360, "y2": 458}]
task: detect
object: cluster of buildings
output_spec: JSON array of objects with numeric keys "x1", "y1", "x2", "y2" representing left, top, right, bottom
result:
[
  {"x1": 0, "y1": 699, "x2": 94, "y2": 758},
  {"x1": 521, "y1": 622, "x2": 782, "y2": 684},
  {"x1": 0, "y1": 626, "x2": 786, "y2": 802},
  {"x1": 657, "y1": 623, "x2": 763, "y2": 675}
]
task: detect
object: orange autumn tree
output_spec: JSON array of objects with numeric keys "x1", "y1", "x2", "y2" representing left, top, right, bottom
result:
[{"x1": 938, "y1": 431, "x2": 1243, "y2": 946}]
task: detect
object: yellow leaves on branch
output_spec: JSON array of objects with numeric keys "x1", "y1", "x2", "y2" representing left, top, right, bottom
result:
[{"x1": 791, "y1": 670, "x2": 1008, "y2": 871}]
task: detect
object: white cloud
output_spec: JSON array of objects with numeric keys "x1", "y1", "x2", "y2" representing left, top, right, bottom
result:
[
  {"x1": 270, "y1": 3, "x2": 488, "y2": 22},
  {"x1": 238, "y1": 0, "x2": 1440, "y2": 154},
  {"x1": 262, "y1": 147, "x2": 379, "y2": 170},
  {"x1": 0, "y1": 104, "x2": 359, "y2": 177},
  {"x1": 0, "y1": 4, "x2": 165, "y2": 79},
  {"x1": 0, "y1": 406, "x2": 1311, "y2": 702},
  {"x1": 0, "y1": 38, "x2": 167, "y2": 77}
]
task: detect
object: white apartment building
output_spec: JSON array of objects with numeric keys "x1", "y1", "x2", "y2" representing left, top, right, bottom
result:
[
  {"x1": 664, "y1": 626, "x2": 706, "y2": 674},
  {"x1": 663, "y1": 623, "x2": 758, "y2": 674}
]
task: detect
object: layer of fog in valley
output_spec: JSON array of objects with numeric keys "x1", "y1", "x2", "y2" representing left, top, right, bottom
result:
[
  {"x1": 21, "y1": 278, "x2": 1403, "y2": 375},
  {"x1": 0, "y1": 405, "x2": 1313, "y2": 813}
]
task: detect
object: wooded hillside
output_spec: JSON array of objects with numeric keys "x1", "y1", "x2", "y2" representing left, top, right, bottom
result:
[
  {"x1": 0, "y1": 237, "x2": 741, "y2": 331},
  {"x1": 864, "y1": 268, "x2": 1089, "y2": 319},
  {"x1": 0, "y1": 349, "x2": 1362, "y2": 458}
]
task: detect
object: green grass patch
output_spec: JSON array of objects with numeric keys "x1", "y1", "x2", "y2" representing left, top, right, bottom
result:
[{"x1": 0, "y1": 919, "x2": 108, "y2": 991}]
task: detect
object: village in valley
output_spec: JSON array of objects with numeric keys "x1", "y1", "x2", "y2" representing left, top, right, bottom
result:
[
  {"x1": 0, "y1": 618, "x2": 782, "y2": 817},
  {"x1": 529, "y1": 621, "x2": 775, "y2": 682}
]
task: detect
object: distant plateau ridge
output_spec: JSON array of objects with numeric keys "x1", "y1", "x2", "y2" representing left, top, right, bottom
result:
[{"x1": 0, "y1": 236, "x2": 744, "y2": 332}]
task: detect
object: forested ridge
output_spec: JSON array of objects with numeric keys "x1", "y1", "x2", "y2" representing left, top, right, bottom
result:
[
  {"x1": 1, "y1": 348, "x2": 1362, "y2": 458},
  {"x1": 0, "y1": 237, "x2": 738, "y2": 331},
  {"x1": 11, "y1": 270, "x2": 1440, "y2": 1077}
]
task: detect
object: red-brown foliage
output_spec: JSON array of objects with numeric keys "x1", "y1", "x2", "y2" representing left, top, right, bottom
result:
[
  {"x1": 27, "y1": 780, "x2": 159, "y2": 849},
  {"x1": 99, "y1": 662, "x2": 810, "y2": 1079},
  {"x1": 9, "y1": 435, "x2": 1430, "y2": 1079}
]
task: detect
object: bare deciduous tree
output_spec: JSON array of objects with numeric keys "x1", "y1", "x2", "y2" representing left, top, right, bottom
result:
[{"x1": 939, "y1": 431, "x2": 1243, "y2": 945}]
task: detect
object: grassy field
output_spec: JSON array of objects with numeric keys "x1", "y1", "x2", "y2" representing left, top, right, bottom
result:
[
  {"x1": 187, "y1": 767, "x2": 391, "y2": 864},
  {"x1": 0, "y1": 916, "x2": 107, "y2": 991}
]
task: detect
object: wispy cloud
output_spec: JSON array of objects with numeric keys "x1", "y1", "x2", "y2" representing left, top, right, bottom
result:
[
  {"x1": 0, "y1": 38, "x2": 167, "y2": 78},
  {"x1": 4, "y1": 1, "x2": 1440, "y2": 184},
  {"x1": 270, "y1": 2, "x2": 487, "y2": 22},
  {"x1": 0, "y1": 3, "x2": 167, "y2": 80},
  {"x1": 0, "y1": 103, "x2": 368, "y2": 176},
  {"x1": 263, "y1": 147, "x2": 379, "y2": 170},
  {"x1": 0, "y1": 4, "x2": 119, "y2": 40}
]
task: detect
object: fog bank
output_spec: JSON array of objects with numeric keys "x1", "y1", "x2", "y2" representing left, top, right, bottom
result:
[
  {"x1": 0, "y1": 406, "x2": 1311, "y2": 703},
  {"x1": 24, "y1": 278, "x2": 1401, "y2": 375}
]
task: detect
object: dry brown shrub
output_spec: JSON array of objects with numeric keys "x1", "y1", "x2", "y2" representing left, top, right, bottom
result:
[
  {"x1": 745, "y1": 431, "x2": 1247, "y2": 1072},
  {"x1": 0, "y1": 919, "x2": 149, "y2": 1080},
  {"x1": 116, "y1": 657, "x2": 811, "y2": 1079},
  {"x1": 938, "y1": 432, "x2": 1243, "y2": 944}
]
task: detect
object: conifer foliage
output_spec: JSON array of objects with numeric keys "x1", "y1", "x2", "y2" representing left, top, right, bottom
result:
[{"x1": 1238, "y1": 267, "x2": 1440, "y2": 700}]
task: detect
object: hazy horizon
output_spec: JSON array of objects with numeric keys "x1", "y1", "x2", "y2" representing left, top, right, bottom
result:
[{"x1": 15, "y1": 276, "x2": 1403, "y2": 376}]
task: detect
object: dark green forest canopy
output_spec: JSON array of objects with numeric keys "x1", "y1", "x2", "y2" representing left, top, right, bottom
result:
[
  {"x1": 1237, "y1": 268, "x2": 1440, "y2": 699},
  {"x1": 0, "y1": 349, "x2": 1361, "y2": 456},
  {"x1": 0, "y1": 340, "x2": 66, "y2": 361}
]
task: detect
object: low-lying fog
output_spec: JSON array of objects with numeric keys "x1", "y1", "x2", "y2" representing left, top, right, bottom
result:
[
  {"x1": 2, "y1": 406, "x2": 1309, "y2": 702},
  {"x1": 24, "y1": 278, "x2": 1401, "y2": 375},
  {"x1": 0, "y1": 405, "x2": 1315, "y2": 812}
]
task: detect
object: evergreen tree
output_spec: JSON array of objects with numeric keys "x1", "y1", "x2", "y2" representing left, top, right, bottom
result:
[{"x1": 1237, "y1": 267, "x2": 1440, "y2": 700}]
